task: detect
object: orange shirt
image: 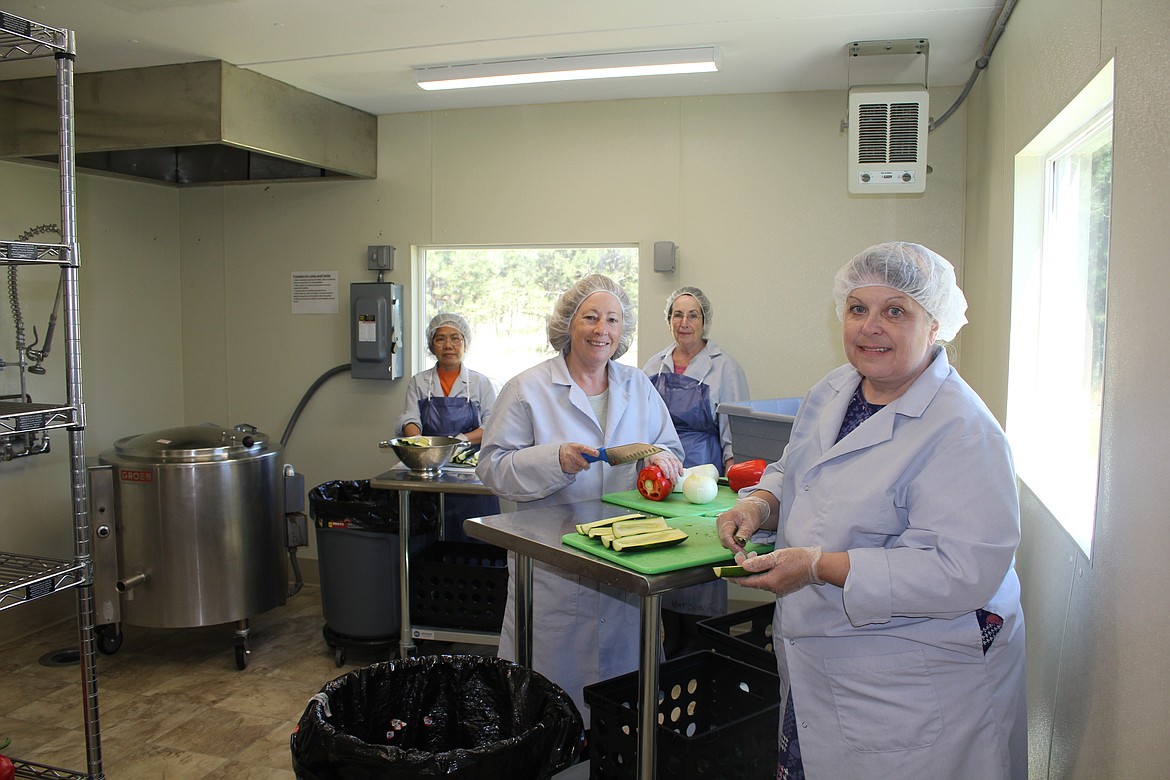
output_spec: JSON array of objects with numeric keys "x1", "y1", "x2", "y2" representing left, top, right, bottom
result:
[{"x1": 437, "y1": 367, "x2": 459, "y2": 397}]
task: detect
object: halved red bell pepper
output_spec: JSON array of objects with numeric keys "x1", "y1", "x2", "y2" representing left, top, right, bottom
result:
[
  {"x1": 637, "y1": 464, "x2": 673, "y2": 501},
  {"x1": 727, "y1": 459, "x2": 768, "y2": 492}
]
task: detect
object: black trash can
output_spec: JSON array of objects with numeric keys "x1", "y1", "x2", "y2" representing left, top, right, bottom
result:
[
  {"x1": 290, "y1": 654, "x2": 586, "y2": 780},
  {"x1": 309, "y1": 480, "x2": 440, "y2": 664}
]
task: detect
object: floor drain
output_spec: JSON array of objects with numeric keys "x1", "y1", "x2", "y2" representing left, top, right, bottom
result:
[{"x1": 39, "y1": 647, "x2": 81, "y2": 667}]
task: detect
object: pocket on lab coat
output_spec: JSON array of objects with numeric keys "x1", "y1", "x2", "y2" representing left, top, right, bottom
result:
[
  {"x1": 533, "y1": 563, "x2": 584, "y2": 633},
  {"x1": 825, "y1": 649, "x2": 942, "y2": 752}
]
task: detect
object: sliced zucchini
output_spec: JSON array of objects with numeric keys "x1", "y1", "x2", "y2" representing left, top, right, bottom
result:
[
  {"x1": 712, "y1": 565, "x2": 750, "y2": 578},
  {"x1": 611, "y1": 528, "x2": 689, "y2": 552},
  {"x1": 610, "y1": 517, "x2": 671, "y2": 538},
  {"x1": 575, "y1": 513, "x2": 650, "y2": 535}
]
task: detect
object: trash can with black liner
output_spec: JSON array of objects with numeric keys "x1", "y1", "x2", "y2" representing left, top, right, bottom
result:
[
  {"x1": 290, "y1": 654, "x2": 585, "y2": 780},
  {"x1": 309, "y1": 480, "x2": 440, "y2": 665}
]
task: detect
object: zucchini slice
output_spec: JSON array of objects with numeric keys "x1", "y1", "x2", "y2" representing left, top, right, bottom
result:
[
  {"x1": 611, "y1": 528, "x2": 689, "y2": 552},
  {"x1": 610, "y1": 517, "x2": 670, "y2": 538},
  {"x1": 712, "y1": 564, "x2": 750, "y2": 578},
  {"x1": 575, "y1": 513, "x2": 651, "y2": 535}
]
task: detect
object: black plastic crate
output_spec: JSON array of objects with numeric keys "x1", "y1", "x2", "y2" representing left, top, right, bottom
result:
[
  {"x1": 696, "y1": 603, "x2": 777, "y2": 671},
  {"x1": 410, "y1": 541, "x2": 508, "y2": 631},
  {"x1": 583, "y1": 650, "x2": 779, "y2": 780}
]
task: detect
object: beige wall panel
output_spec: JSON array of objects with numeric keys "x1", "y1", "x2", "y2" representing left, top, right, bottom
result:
[
  {"x1": 673, "y1": 90, "x2": 966, "y2": 398},
  {"x1": 964, "y1": 0, "x2": 1170, "y2": 775},
  {"x1": 429, "y1": 100, "x2": 681, "y2": 246},
  {"x1": 179, "y1": 187, "x2": 229, "y2": 426}
]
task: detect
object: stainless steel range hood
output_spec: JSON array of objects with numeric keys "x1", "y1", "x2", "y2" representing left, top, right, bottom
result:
[{"x1": 0, "y1": 60, "x2": 376, "y2": 185}]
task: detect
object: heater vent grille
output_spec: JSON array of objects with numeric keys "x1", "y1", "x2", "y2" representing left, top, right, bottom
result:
[{"x1": 848, "y1": 86, "x2": 928, "y2": 194}]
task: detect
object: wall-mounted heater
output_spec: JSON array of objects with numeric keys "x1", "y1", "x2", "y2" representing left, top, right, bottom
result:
[{"x1": 848, "y1": 84, "x2": 929, "y2": 194}]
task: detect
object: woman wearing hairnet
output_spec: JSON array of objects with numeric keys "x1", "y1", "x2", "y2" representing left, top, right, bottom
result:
[
  {"x1": 643, "y1": 286, "x2": 749, "y2": 655},
  {"x1": 397, "y1": 312, "x2": 499, "y2": 542},
  {"x1": 717, "y1": 243, "x2": 1026, "y2": 779},
  {"x1": 644, "y1": 286, "x2": 749, "y2": 474},
  {"x1": 476, "y1": 274, "x2": 684, "y2": 724}
]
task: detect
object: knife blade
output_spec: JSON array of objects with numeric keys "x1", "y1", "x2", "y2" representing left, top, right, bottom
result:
[{"x1": 583, "y1": 442, "x2": 664, "y2": 465}]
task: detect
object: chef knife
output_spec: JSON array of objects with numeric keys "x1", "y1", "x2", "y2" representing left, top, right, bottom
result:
[{"x1": 583, "y1": 442, "x2": 663, "y2": 465}]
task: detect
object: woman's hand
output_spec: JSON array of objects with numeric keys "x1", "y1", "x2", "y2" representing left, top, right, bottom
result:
[
  {"x1": 645, "y1": 451, "x2": 683, "y2": 483},
  {"x1": 732, "y1": 545, "x2": 824, "y2": 596},
  {"x1": 716, "y1": 494, "x2": 775, "y2": 555},
  {"x1": 559, "y1": 443, "x2": 597, "y2": 475}
]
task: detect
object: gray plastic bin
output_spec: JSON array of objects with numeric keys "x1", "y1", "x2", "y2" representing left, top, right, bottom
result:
[
  {"x1": 308, "y1": 480, "x2": 439, "y2": 654},
  {"x1": 314, "y1": 525, "x2": 431, "y2": 640},
  {"x1": 718, "y1": 397, "x2": 802, "y2": 462}
]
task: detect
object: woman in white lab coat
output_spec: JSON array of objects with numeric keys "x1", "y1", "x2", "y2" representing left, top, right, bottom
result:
[
  {"x1": 477, "y1": 274, "x2": 684, "y2": 725},
  {"x1": 397, "y1": 312, "x2": 499, "y2": 542},
  {"x1": 717, "y1": 243, "x2": 1026, "y2": 779}
]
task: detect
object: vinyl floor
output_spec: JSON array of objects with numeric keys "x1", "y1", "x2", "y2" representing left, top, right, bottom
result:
[{"x1": 0, "y1": 584, "x2": 566, "y2": 779}]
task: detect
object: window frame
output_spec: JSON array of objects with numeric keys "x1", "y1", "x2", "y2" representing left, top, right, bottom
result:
[{"x1": 1009, "y1": 61, "x2": 1114, "y2": 558}]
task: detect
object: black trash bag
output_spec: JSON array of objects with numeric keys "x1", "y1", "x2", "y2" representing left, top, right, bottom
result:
[
  {"x1": 291, "y1": 654, "x2": 585, "y2": 780},
  {"x1": 309, "y1": 480, "x2": 439, "y2": 534}
]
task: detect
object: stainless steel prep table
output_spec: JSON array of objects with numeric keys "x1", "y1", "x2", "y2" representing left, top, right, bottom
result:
[
  {"x1": 369, "y1": 465, "x2": 501, "y2": 657},
  {"x1": 464, "y1": 500, "x2": 723, "y2": 780}
]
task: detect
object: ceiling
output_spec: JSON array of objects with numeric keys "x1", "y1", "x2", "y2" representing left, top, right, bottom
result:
[{"x1": 1, "y1": 0, "x2": 1003, "y2": 116}]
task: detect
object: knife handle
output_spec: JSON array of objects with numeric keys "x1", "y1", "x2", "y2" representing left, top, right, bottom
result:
[{"x1": 583, "y1": 448, "x2": 607, "y2": 463}]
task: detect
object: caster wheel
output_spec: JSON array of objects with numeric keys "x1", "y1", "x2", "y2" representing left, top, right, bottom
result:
[
  {"x1": 235, "y1": 642, "x2": 249, "y2": 670},
  {"x1": 96, "y1": 624, "x2": 123, "y2": 655},
  {"x1": 334, "y1": 647, "x2": 346, "y2": 667}
]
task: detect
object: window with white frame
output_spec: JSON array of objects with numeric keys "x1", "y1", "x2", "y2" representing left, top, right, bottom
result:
[
  {"x1": 1009, "y1": 61, "x2": 1113, "y2": 556},
  {"x1": 414, "y1": 245, "x2": 640, "y2": 388}
]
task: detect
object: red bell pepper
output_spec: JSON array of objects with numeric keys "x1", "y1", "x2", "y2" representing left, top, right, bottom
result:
[
  {"x1": 0, "y1": 737, "x2": 13, "y2": 780},
  {"x1": 637, "y1": 465, "x2": 673, "y2": 501},
  {"x1": 726, "y1": 459, "x2": 768, "y2": 492}
]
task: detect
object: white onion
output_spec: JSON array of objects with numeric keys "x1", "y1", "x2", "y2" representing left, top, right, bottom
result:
[{"x1": 682, "y1": 474, "x2": 719, "y2": 504}]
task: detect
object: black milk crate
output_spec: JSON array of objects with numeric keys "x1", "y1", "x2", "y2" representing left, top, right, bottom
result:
[
  {"x1": 583, "y1": 650, "x2": 779, "y2": 780},
  {"x1": 696, "y1": 603, "x2": 777, "y2": 671},
  {"x1": 410, "y1": 541, "x2": 508, "y2": 631}
]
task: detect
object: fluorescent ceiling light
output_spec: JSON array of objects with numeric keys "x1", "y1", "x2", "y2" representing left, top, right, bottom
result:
[{"x1": 414, "y1": 47, "x2": 718, "y2": 91}]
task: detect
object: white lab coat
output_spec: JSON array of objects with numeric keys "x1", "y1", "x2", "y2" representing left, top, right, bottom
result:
[
  {"x1": 395, "y1": 364, "x2": 497, "y2": 435},
  {"x1": 753, "y1": 349, "x2": 1027, "y2": 779},
  {"x1": 642, "y1": 338, "x2": 749, "y2": 466},
  {"x1": 476, "y1": 355, "x2": 683, "y2": 725}
]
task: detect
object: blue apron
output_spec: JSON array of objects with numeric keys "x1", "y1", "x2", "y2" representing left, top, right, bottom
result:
[
  {"x1": 651, "y1": 371, "x2": 724, "y2": 474},
  {"x1": 651, "y1": 370, "x2": 727, "y2": 615},
  {"x1": 418, "y1": 394, "x2": 500, "y2": 543}
]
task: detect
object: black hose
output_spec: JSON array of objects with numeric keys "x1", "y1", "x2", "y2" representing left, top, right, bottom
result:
[
  {"x1": 930, "y1": 0, "x2": 1019, "y2": 132},
  {"x1": 280, "y1": 363, "x2": 351, "y2": 449},
  {"x1": 288, "y1": 547, "x2": 304, "y2": 597}
]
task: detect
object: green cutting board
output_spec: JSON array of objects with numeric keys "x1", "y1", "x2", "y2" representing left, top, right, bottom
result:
[
  {"x1": 601, "y1": 485, "x2": 738, "y2": 517},
  {"x1": 561, "y1": 514, "x2": 771, "y2": 575}
]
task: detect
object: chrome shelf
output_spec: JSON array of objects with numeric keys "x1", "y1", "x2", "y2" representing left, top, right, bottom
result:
[
  {"x1": 0, "y1": 401, "x2": 78, "y2": 436},
  {"x1": 2, "y1": 6, "x2": 100, "y2": 777},
  {"x1": 0, "y1": 11, "x2": 69, "y2": 60},
  {"x1": 0, "y1": 551, "x2": 86, "y2": 612},
  {"x1": 13, "y1": 759, "x2": 88, "y2": 779},
  {"x1": 0, "y1": 240, "x2": 72, "y2": 266}
]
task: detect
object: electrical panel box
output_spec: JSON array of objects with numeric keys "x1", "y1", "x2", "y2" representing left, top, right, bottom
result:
[{"x1": 350, "y1": 282, "x2": 403, "y2": 380}]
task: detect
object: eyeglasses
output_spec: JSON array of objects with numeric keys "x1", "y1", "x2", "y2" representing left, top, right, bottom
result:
[
  {"x1": 432, "y1": 335, "x2": 465, "y2": 346},
  {"x1": 671, "y1": 311, "x2": 703, "y2": 322}
]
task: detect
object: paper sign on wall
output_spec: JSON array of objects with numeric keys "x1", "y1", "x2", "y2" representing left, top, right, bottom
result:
[{"x1": 292, "y1": 271, "x2": 338, "y2": 314}]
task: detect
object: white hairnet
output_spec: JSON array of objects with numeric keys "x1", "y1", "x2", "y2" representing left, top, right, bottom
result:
[
  {"x1": 427, "y1": 312, "x2": 471, "y2": 351},
  {"x1": 547, "y1": 274, "x2": 636, "y2": 359},
  {"x1": 664, "y1": 286, "x2": 712, "y2": 338},
  {"x1": 832, "y1": 242, "x2": 969, "y2": 342}
]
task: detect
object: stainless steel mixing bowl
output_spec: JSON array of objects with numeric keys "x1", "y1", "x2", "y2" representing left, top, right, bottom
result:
[{"x1": 380, "y1": 436, "x2": 462, "y2": 475}]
